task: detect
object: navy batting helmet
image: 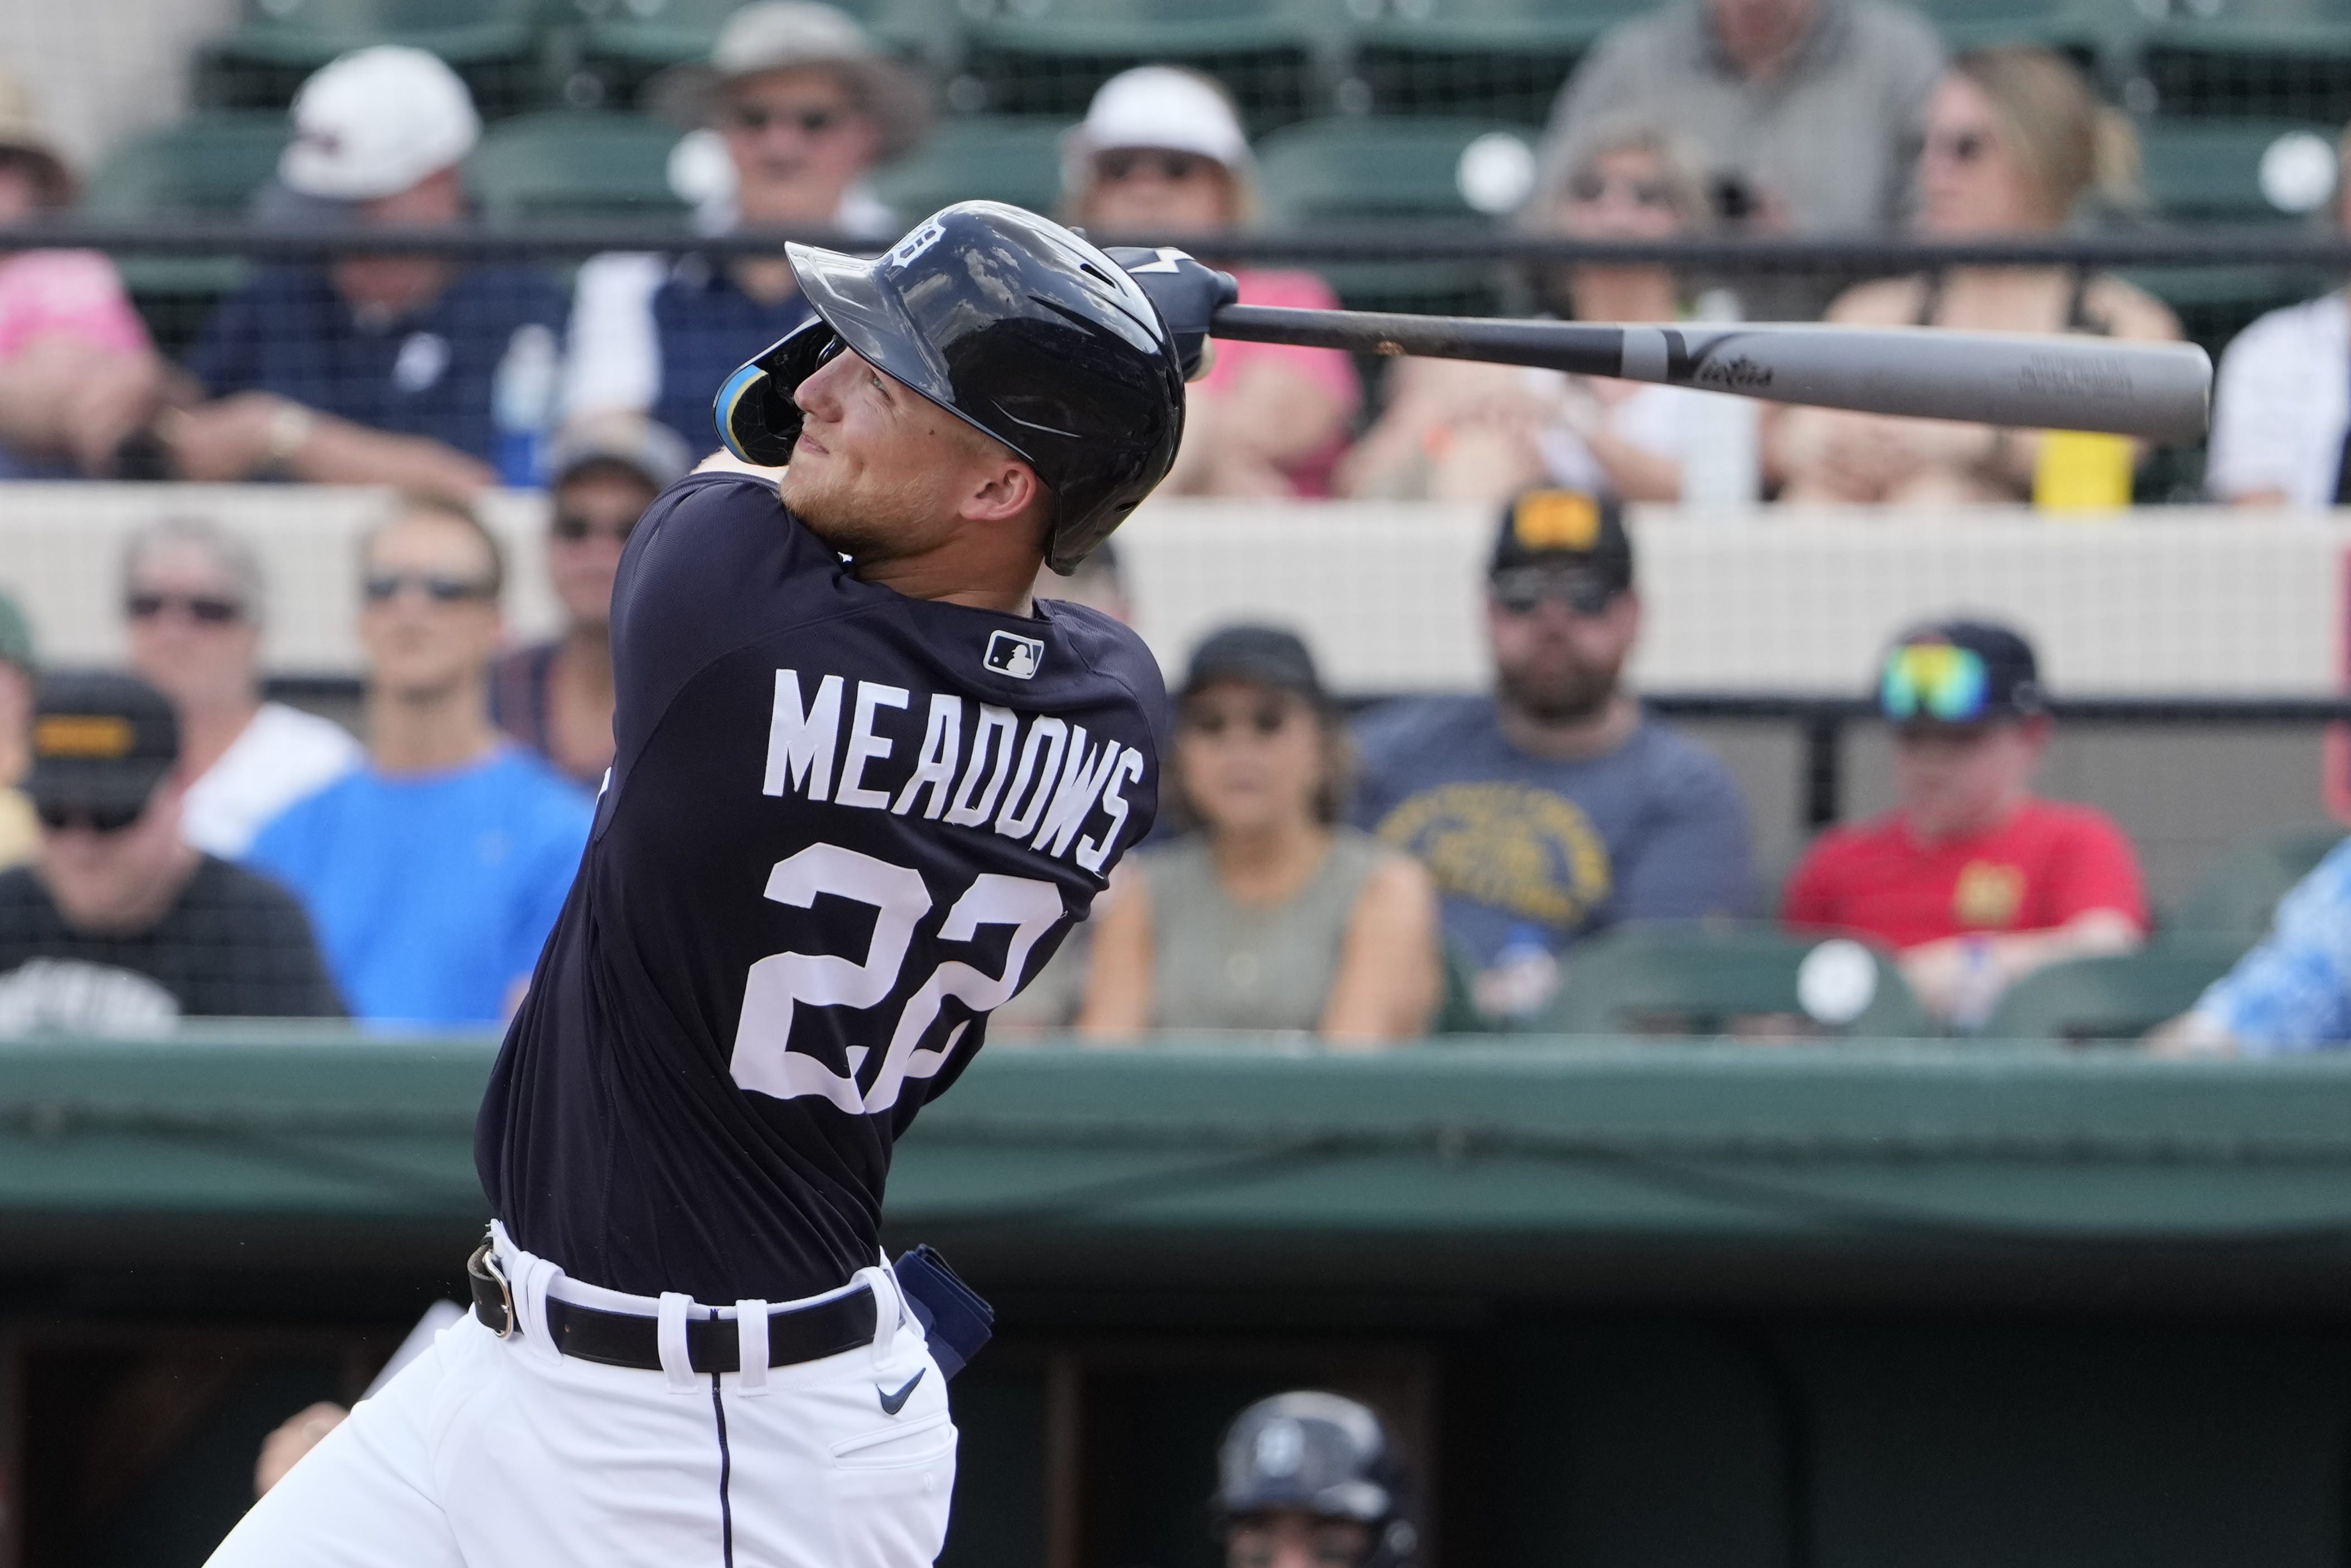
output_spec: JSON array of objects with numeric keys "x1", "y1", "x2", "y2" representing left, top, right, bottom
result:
[
  {"x1": 1214, "y1": 1391, "x2": 1417, "y2": 1568},
  {"x1": 715, "y1": 200, "x2": 1189, "y2": 574}
]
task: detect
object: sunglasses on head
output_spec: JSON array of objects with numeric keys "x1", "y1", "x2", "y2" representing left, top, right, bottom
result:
[
  {"x1": 729, "y1": 101, "x2": 846, "y2": 136},
  {"x1": 36, "y1": 798, "x2": 144, "y2": 834},
  {"x1": 363, "y1": 572, "x2": 494, "y2": 605},
  {"x1": 126, "y1": 591, "x2": 243, "y2": 625},
  {"x1": 1565, "y1": 170, "x2": 1677, "y2": 209},
  {"x1": 549, "y1": 511, "x2": 639, "y2": 545},
  {"x1": 1491, "y1": 565, "x2": 1620, "y2": 617},
  {"x1": 1925, "y1": 129, "x2": 1990, "y2": 165},
  {"x1": 1182, "y1": 698, "x2": 1297, "y2": 739},
  {"x1": 1097, "y1": 148, "x2": 1215, "y2": 184},
  {"x1": 1879, "y1": 642, "x2": 1991, "y2": 723}
]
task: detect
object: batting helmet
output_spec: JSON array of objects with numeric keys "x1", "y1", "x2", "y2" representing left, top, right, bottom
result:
[
  {"x1": 715, "y1": 200, "x2": 1188, "y2": 574},
  {"x1": 1213, "y1": 1391, "x2": 1417, "y2": 1568}
]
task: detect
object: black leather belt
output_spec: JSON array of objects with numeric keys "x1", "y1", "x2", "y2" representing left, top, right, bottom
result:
[{"x1": 467, "y1": 1237, "x2": 877, "y2": 1374}]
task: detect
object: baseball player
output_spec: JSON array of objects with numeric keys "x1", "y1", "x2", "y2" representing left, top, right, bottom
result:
[
  {"x1": 1215, "y1": 1391, "x2": 1419, "y2": 1568},
  {"x1": 208, "y1": 202, "x2": 1218, "y2": 1565}
]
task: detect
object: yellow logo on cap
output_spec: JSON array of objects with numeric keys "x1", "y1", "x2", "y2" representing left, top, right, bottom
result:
[
  {"x1": 1513, "y1": 491, "x2": 1600, "y2": 552},
  {"x1": 34, "y1": 715, "x2": 135, "y2": 760}
]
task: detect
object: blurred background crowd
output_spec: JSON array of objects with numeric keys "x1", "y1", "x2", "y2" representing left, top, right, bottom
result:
[{"x1": 2, "y1": 0, "x2": 2350, "y2": 1053}]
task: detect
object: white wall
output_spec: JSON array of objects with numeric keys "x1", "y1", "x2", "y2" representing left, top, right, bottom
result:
[{"x1": 0, "y1": 0, "x2": 240, "y2": 174}]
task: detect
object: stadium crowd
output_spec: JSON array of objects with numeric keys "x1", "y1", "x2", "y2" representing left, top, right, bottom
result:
[{"x1": 0, "y1": 0, "x2": 2348, "y2": 1048}]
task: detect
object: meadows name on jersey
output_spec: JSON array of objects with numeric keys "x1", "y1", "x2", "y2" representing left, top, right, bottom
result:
[{"x1": 762, "y1": 668, "x2": 1145, "y2": 876}]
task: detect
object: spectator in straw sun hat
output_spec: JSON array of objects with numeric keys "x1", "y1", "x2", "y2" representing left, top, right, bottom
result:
[
  {"x1": 1061, "y1": 65, "x2": 1359, "y2": 497},
  {"x1": 0, "y1": 64, "x2": 171, "y2": 480},
  {"x1": 564, "y1": 1, "x2": 933, "y2": 450},
  {"x1": 164, "y1": 46, "x2": 567, "y2": 496}
]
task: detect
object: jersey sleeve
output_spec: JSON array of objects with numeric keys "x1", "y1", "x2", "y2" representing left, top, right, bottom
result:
[{"x1": 2042, "y1": 809, "x2": 2148, "y2": 931}]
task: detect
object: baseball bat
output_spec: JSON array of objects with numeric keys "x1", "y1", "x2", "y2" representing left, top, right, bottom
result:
[{"x1": 1208, "y1": 305, "x2": 2212, "y2": 443}]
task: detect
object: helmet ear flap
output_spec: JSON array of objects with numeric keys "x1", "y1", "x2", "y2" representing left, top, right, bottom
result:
[{"x1": 715, "y1": 322, "x2": 837, "y2": 466}]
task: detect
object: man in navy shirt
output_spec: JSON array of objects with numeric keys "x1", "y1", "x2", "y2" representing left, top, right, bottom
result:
[
  {"x1": 564, "y1": 2, "x2": 932, "y2": 447},
  {"x1": 209, "y1": 204, "x2": 1200, "y2": 1567},
  {"x1": 165, "y1": 47, "x2": 565, "y2": 496}
]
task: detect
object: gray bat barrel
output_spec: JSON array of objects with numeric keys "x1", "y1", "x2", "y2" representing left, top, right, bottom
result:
[{"x1": 1210, "y1": 306, "x2": 2213, "y2": 444}]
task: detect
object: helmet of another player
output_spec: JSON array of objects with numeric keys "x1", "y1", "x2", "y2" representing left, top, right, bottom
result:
[
  {"x1": 1214, "y1": 1391, "x2": 1417, "y2": 1568},
  {"x1": 717, "y1": 200, "x2": 1189, "y2": 574}
]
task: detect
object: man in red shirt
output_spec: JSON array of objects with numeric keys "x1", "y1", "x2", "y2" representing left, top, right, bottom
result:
[{"x1": 1782, "y1": 620, "x2": 2146, "y2": 1028}]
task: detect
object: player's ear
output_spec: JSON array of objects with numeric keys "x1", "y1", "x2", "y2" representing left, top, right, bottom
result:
[{"x1": 961, "y1": 458, "x2": 1045, "y2": 528}]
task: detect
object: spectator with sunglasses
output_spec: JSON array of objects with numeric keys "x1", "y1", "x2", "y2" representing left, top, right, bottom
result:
[
  {"x1": 120, "y1": 518, "x2": 362, "y2": 859},
  {"x1": 490, "y1": 418, "x2": 691, "y2": 787},
  {"x1": 162, "y1": 48, "x2": 567, "y2": 494},
  {"x1": 1078, "y1": 625, "x2": 1439, "y2": 1040},
  {"x1": 1352, "y1": 489, "x2": 1754, "y2": 1021},
  {"x1": 0, "y1": 672, "x2": 342, "y2": 1033},
  {"x1": 245, "y1": 498, "x2": 592, "y2": 1027},
  {"x1": 1783, "y1": 620, "x2": 2145, "y2": 1028},
  {"x1": 565, "y1": 2, "x2": 930, "y2": 449},
  {"x1": 1061, "y1": 66, "x2": 1359, "y2": 498},
  {"x1": 1770, "y1": 49, "x2": 2179, "y2": 505},
  {"x1": 1338, "y1": 115, "x2": 1712, "y2": 504}
]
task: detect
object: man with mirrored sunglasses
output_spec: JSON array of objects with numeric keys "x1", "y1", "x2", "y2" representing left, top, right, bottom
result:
[
  {"x1": 1352, "y1": 488, "x2": 1754, "y2": 1022},
  {"x1": 1783, "y1": 618, "x2": 2146, "y2": 1029},
  {"x1": 0, "y1": 672, "x2": 342, "y2": 1033},
  {"x1": 245, "y1": 497, "x2": 592, "y2": 1027},
  {"x1": 491, "y1": 416, "x2": 692, "y2": 787}
]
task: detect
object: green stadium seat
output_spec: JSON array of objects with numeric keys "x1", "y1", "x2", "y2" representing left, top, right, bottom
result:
[
  {"x1": 83, "y1": 113, "x2": 291, "y2": 217},
  {"x1": 867, "y1": 115, "x2": 1068, "y2": 217},
  {"x1": 1533, "y1": 926, "x2": 1935, "y2": 1040},
  {"x1": 2170, "y1": 822, "x2": 2347, "y2": 941},
  {"x1": 1431, "y1": 940, "x2": 1489, "y2": 1035},
  {"x1": 196, "y1": 0, "x2": 543, "y2": 117},
  {"x1": 2137, "y1": 117, "x2": 2339, "y2": 220},
  {"x1": 1349, "y1": 0, "x2": 1645, "y2": 122},
  {"x1": 2135, "y1": 19, "x2": 2351, "y2": 123},
  {"x1": 465, "y1": 111, "x2": 691, "y2": 222},
  {"x1": 1254, "y1": 116, "x2": 1531, "y2": 313},
  {"x1": 952, "y1": 0, "x2": 1319, "y2": 129},
  {"x1": 1978, "y1": 938, "x2": 2248, "y2": 1042}
]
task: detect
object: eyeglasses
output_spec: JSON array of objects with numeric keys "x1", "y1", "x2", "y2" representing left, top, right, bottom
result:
[
  {"x1": 1182, "y1": 699, "x2": 1298, "y2": 739},
  {"x1": 729, "y1": 102, "x2": 846, "y2": 137},
  {"x1": 1491, "y1": 565, "x2": 1620, "y2": 617},
  {"x1": 1097, "y1": 149, "x2": 1216, "y2": 184},
  {"x1": 550, "y1": 511, "x2": 639, "y2": 545},
  {"x1": 36, "y1": 798, "x2": 144, "y2": 834},
  {"x1": 363, "y1": 572, "x2": 495, "y2": 605},
  {"x1": 1923, "y1": 129, "x2": 1990, "y2": 166},
  {"x1": 1879, "y1": 642, "x2": 1990, "y2": 723},
  {"x1": 1565, "y1": 170, "x2": 1677, "y2": 209},
  {"x1": 126, "y1": 591, "x2": 243, "y2": 625}
]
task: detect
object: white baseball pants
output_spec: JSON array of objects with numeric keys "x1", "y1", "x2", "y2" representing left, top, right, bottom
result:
[{"x1": 205, "y1": 1226, "x2": 957, "y2": 1568}]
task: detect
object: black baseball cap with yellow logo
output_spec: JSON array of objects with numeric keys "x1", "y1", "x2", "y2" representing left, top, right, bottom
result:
[
  {"x1": 1488, "y1": 487, "x2": 1633, "y2": 592},
  {"x1": 27, "y1": 672, "x2": 179, "y2": 819}
]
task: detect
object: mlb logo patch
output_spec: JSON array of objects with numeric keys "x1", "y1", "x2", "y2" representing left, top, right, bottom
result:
[{"x1": 983, "y1": 630, "x2": 1044, "y2": 680}]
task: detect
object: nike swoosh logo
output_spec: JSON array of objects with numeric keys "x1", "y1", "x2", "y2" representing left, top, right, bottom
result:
[{"x1": 877, "y1": 1369, "x2": 925, "y2": 1416}]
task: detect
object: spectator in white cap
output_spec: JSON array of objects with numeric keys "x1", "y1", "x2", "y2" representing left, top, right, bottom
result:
[
  {"x1": 162, "y1": 46, "x2": 567, "y2": 496},
  {"x1": 490, "y1": 415, "x2": 692, "y2": 785},
  {"x1": 564, "y1": 1, "x2": 931, "y2": 449},
  {"x1": 1064, "y1": 66, "x2": 1359, "y2": 497},
  {"x1": 0, "y1": 62, "x2": 171, "y2": 479}
]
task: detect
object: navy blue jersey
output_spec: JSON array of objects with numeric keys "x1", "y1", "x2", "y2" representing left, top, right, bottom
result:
[{"x1": 477, "y1": 472, "x2": 1167, "y2": 1302}]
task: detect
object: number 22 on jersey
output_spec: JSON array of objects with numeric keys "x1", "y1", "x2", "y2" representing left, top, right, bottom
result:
[{"x1": 730, "y1": 842, "x2": 1063, "y2": 1114}]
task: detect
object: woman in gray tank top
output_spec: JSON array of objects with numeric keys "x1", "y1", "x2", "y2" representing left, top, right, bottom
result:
[{"x1": 1078, "y1": 625, "x2": 1440, "y2": 1041}]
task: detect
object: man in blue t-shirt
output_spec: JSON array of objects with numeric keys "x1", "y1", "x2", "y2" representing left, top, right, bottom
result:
[
  {"x1": 1352, "y1": 488, "x2": 1755, "y2": 1019},
  {"x1": 165, "y1": 47, "x2": 566, "y2": 497},
  {"x1": 248, "y1": 496, "x2": 591, "y2": 1026}
]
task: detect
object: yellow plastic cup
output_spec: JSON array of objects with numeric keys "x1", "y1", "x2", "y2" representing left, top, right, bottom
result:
[{"x1": 2033, "y1": 429, "x2": 2134, "y2": 514}]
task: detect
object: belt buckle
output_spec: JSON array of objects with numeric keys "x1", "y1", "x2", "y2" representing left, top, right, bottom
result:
[{"x1": 467, "y1": 1236, "x2": 516, "y2": 1340}]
